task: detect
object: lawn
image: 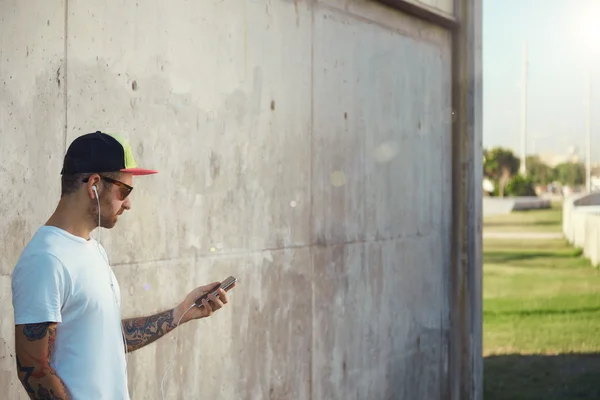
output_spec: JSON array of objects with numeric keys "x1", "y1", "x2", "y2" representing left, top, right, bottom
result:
[
  {"x1": 483, "y1": 204, "x2": 600, "y2": 400},
  {"x1": 483, "y1": 201, "x2": 563, "y2": 233}
]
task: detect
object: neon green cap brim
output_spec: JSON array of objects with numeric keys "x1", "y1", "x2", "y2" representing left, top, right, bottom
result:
[{"x1": 108, "y1": 133, "x2": 159, "y2": 175}]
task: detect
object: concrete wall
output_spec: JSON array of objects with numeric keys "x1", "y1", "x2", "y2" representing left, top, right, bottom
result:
[
  {"x1": 563, "y1": 193, "x2": 600, "y2": 267},
  {"x1": 398, "y1": 0, "x2": 454, "y2": 15},
  {"x1": 0, "y1": 0, "x2": 481, "y2": 399},
  {"x1": 483, "y1": 197, "x2": 551, "y2": 217}
]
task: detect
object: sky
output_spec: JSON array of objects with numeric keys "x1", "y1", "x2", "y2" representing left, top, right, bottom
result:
[{"x1": 483, "y1": 0, "x2": 600, "y2": 161}]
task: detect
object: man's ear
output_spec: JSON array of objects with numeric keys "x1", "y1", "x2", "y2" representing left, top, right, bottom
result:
[{"x1": 86, "y1": 174, "x2": 102, "y2": 199}]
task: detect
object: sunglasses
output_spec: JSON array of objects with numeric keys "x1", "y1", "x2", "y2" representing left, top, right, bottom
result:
[{"x1": 83, "y1": 175, "x2": 133, "y2": 200}]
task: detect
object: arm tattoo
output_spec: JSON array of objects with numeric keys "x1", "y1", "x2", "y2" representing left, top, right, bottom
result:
[
  {"x1": 16, "y1": 355, "x2": 69, "y2": 400},
  {"x1": 37, "y1": 385, "x2": 67, "y2": 399},
  {"x1": 16, "y1": 324, "x2": 71, "y2": 399},
  {"x1": 123, "y1": 309, "x2": 178, "y2": 352},
  {"x1": 47, "y1": 325, "x2": 57, "y2": 359},
  {"x1": 23, "y1": 323, "x2": 50, "y2": 341},
  {"x1": 16, "y1": 356, "x2": 35, "y2": 395}
]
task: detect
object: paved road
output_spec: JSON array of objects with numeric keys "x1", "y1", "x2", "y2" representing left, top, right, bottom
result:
[{"x1": 483, "y1": 232, "x2": 564, "y2": 240}]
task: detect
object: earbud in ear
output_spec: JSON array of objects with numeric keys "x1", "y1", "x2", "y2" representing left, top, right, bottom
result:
[{"x1": 92, "y1": 185, "x2": 98, "y2": 199}]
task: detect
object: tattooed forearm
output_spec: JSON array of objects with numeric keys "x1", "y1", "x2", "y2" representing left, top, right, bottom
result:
[
  {"x1": 37, "y1": 384, "x2": 68, "y2": 399},
  {"x1": 122, "y1": 309, "x2": 178, "y2": 352},
  {"x1": 15, "y1": 323, "x2": 70, "y2": 400},
  {"x1": 16, "y1": 356, "x2": 35, "y2": 395},
  {"x1": 16, "y1": 354, "x2": 70, "y2": 400}
]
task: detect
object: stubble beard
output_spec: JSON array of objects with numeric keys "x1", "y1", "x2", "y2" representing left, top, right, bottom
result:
[{"x1": 88, "y1": 195, "x2": 117, "y2": 229}]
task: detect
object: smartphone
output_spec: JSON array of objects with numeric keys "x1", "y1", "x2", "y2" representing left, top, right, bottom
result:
[{"x1": 194, "y1": 276, "x2": 237, "y2": 307}]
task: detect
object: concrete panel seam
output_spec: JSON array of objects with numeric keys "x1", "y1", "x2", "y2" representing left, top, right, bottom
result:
[
  {"x1": 63, "y1": 0, "x2": 69, "y2": 152},
  {"x1": 309, "y1": 2, "x2": 316, "y2": 399},
  {"x1": 108, "y1": 233, "x2": 438, "y2": 267}
]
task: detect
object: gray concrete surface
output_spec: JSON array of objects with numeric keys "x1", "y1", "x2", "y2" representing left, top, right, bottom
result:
[
  {"x1": 483, "y1": 197, "x2": 551, "y2": 217},
  {"x1": 563, "y1": 193, "x2": 600, "y2": 267},
  {"x1": 483, "y1": 232, "x2": 563, "y2": 240},
  {"x1": 0, "y1": 0, "x2": 482, "y2": 399}
]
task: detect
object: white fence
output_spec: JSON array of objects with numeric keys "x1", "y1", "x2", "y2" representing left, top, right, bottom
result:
[{"x1": 563, "y1": 193, "x2": 600, "y2": 267}]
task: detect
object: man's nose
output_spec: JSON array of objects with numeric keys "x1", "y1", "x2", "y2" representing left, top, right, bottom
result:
[{"x1": 123, "y1": 196, "x2": 132, "y2": 210}]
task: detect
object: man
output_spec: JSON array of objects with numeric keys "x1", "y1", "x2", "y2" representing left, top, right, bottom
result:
[{"x1": 11, "y1": 131, "x2": 233, "y2": 399}]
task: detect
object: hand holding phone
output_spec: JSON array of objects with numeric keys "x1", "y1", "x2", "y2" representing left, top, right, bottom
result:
[{"x1": 194, "y1": 276, "x2": 237, "y2": 307}]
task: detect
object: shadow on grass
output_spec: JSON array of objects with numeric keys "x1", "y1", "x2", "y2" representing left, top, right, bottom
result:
[
  {"x1": 484, "y1": 250, "x2": 583, "y2": 264},
  {"x1": 485, "y1": 306, "x2": 600, "y2": 318},
  {"x1": 485, "y1": 353, "x2": 600, "y2": 400},
  {"x1": 484, "y1": 220, "x2": 561, "y2": 228}
]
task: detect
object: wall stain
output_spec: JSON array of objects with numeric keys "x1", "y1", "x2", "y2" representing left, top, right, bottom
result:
[{"x1": 209, "y1": 151, "x2": 221, "y2": 181}]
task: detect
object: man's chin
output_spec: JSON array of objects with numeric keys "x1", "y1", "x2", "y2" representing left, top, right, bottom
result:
[{"x1": 100, "y1": 219, "x2": 118, "y2": 229}]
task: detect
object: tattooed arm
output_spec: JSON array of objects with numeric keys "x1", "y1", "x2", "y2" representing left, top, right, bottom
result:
[
  {"x1": 122, "y1": 282, "x2": 233, "y2": 353},
  {"x1": 14, "y1": 322, "x2": 70, "y2": 400},
  {"x1": 122, "y1": 309, "x2": 179, "y2": 352}
]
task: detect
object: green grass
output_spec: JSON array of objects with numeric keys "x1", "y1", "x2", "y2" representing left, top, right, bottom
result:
[
  {"x1": 483, "y1": 203, "x2": 563, "y2": 233},
  {"x1": 483, "y1": 205, "x2": 600, "y2": 400}
]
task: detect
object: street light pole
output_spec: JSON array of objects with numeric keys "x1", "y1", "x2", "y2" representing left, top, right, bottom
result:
[
  {"x1": 520, "y1": 41, "x2": 528, "y2": 176},
  {"x1": 586, "y1": 73, "x2": 592, "y2": 193}
]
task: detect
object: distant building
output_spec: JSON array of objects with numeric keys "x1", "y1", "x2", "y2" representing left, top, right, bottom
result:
[{"x1": 537, "y1": 149, "x2": 580, "y2": 167}]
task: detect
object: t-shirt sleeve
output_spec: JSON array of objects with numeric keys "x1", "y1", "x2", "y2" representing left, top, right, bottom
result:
[{"x1": 11, "y1": 253, "x2": 70, "y2": 325}]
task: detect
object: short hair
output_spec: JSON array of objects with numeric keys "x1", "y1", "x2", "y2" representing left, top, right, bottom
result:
[{"x1": 60, "y1": 171, "x2": 122, "y2": 197}]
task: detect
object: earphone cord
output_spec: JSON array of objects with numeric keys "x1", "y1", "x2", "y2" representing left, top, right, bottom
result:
[
  {"x1": 161, "y1": 303, "x2": 196, "y2": 400},
  {"x1": 94, "y1": 188, "x2": 130, "y2": 395},
  {"x1": 94, "y1": 188, "x2": 194, "y2": 400}
]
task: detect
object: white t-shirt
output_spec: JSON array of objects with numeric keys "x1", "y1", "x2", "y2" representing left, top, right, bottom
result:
[{"x1": 11, "y1": 226, "x2": 129, "y2": 399}]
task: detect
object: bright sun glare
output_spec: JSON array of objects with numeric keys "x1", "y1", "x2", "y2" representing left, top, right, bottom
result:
[{"x1": 578, "y1": 2, "x2": 600, "y2": 59}]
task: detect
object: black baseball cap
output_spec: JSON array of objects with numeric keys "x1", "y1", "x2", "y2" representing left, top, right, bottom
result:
[{"x1": 61, "y1": 131, "x2": 158, "y2": 176}]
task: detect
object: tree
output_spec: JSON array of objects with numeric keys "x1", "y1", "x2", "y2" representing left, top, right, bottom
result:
[
  {"x1": 526, "y1": 155, "x2": 555, "y2": 185},
  {"x1": 554, "y1": 162, "x2": 585, "y2": 187},
  {"x1": 506, "y1": 174, "x2": 536, "y2": 196},
  {"x1": 483, "y1": 147, "x2": 521, "y2": 197}
]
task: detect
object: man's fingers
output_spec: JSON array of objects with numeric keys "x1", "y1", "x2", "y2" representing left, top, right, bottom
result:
[
  {"x1": 185, "y1": 281, "x2": 235, "y2": 322},
  {"x1": 209, "y1": 293, "x2": 224, "y2": 310},
  {"x1": 202, "y1": 299, "x2": 213, "y2": 316},
  {"x1": 217, "y1": 288, "x2": 229, "y2": 304}
]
